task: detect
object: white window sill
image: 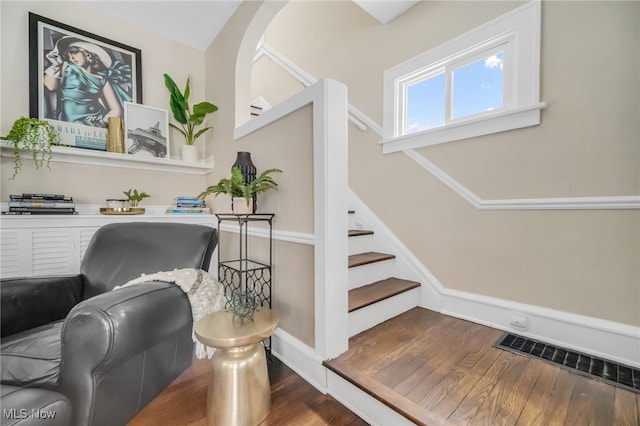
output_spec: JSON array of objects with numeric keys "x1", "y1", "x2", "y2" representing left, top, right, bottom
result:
[
  {"x1": 382, "y1": 102, "x2": 547, "y2": 154},
  {"x1": 0, "y1": 142, "x2": 214, "y2": 175}
]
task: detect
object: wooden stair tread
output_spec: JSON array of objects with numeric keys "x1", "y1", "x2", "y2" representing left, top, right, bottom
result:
[
  {"x1": 348, "y1": 229, "x2": 374, "y2": 237},
  {"x1": 348, "y1": 251, "x2": 395, "y2": 268},
  {"x1": 348, "y1": 278, "x2": 421, "y2": 312}
]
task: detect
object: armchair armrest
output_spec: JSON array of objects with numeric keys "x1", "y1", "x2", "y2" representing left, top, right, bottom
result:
[
  {"x1": 1, "y1": 275, "x2": 84, "y2": 337},
  {"x1": 58, "y1": 281, "x2": 194, "y2": 426}
]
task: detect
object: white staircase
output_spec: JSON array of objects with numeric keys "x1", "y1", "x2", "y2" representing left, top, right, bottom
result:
[{"x1": 347, "y1": 208, "x2": 422, "y2": 337}]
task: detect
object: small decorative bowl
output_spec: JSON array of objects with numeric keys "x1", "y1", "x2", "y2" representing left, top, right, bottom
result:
[{"x1": 106, "y1": 199, "x2": 126, "y2": 209}]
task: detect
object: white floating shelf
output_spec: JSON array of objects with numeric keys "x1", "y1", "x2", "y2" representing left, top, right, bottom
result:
[{"x1": 0, "y1": 142, "x2": 213, "y2": 175}]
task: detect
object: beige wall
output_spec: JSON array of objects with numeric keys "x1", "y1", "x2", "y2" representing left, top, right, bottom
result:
[
  {"x1": 255, "y1": 1, "x2": 640, "y2": 326},
  {"x1": 1, "y1": 1, "x2": 208, "y2": 205},
  {"x1": 210, "y1": 105, "x2": 317, "y2": 347},
  {"x1": 205, "y1": 2, "x2": 316, "y2": 345}
]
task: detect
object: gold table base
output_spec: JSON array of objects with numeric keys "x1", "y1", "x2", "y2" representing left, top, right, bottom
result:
[
  {"x1": 209, "y1": 342, "x2": 270, "y2": 426},
  {"x1": 195, "y1": 309, "x2": 279, "y2": 426}
]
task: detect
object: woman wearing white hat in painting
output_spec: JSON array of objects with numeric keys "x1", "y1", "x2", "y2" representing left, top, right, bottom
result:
[{"x1": 43, "y1": 36, "x2": 132, "y2": 127}]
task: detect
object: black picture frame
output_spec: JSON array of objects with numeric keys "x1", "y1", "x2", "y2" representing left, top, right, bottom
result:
[{"x1": 29, "y1": 12, "x2": 142, "y2": 150}]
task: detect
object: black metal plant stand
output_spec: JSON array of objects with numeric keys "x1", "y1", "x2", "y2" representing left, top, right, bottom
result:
[{"x1": 215, "y1": 213, "x2": 274, "y2": 352}]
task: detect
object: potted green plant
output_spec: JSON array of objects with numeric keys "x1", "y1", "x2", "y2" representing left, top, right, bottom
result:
[
  {"x1": 1, "y1": 117, "x2": 61, "y2": 179},
  {"x1": 163, "y1": 73, "x2": 218, "y2": 162},
  {"x1": 123, "y1": 188, "x2": 150, "y2": 208},
  {"x1": 198, "y1": 167, "x2": 282, "y2": 214}
]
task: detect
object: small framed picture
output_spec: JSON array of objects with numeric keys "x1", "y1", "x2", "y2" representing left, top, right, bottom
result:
[{"x1": 123, "y1": 102, "x2": 169, "y2": 158}]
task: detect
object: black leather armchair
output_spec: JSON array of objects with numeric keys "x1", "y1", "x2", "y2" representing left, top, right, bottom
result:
[{"x1": 1, "y1": 222, "x2": 218, "y2": 426}]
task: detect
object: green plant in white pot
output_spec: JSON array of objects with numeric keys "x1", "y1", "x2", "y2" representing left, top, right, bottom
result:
[
  {"x1": 1, "y1": 117, "x2": 61, "y2": 179},
  {"x1": 164, "y1": 73, "x2": 218, "y2": 162},
  {"x1": 198, "y1": 167, "x2": 282, "y2": 214},
  {"x1": 123, "y1": 188, "x2": 150, "y2": 207}
]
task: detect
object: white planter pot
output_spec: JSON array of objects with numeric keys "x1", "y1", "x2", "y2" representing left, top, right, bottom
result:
[
  {"x1": 181, "y1": 145, "x2": 198, "y2": 162},
  {"x1": 232, "y1": 197, "x2": 253, "y2": 215}
]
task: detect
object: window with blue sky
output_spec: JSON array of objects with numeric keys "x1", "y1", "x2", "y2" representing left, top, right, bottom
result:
[
  {"x1": 405, "y1": 52, "x2": 504, "y2": 134},
  {"x1": 383, "y1": 1, "x2": 543, "y2": 153}
]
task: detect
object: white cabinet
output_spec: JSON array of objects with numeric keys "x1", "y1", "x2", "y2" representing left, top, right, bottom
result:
[{"x1": 0, "y1": 214, "x2": 217, "y2": 279}]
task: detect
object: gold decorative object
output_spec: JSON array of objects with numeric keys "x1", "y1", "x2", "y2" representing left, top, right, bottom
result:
[
  {"x1": 195, "y1": 308, "x2": 278, "y2": 426},
  {"x1": 99, "y1": 207, "x2": 145, "y2": 215},
  {"x1": 107, "y1": 117, "x2": 125, "y2": 153}
]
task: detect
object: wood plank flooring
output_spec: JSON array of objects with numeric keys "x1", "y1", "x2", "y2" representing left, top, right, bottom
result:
[
  {"x1": 128, "y1": 356, "x2": 367, "y2": 426},
  {"x1": 325, "y1": 307, "x2": 640, "y2": 426}
]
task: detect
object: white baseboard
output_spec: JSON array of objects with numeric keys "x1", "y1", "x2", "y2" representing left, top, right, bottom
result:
[
  {"x1": 271, "y1": 326, "x2": 412, "y2": 425},
  {"x1": 441, "y1": 288, "x2": 640, "y2": 368},
  {"x1": 271, "y1": 328, "x2": 328, "y2": 392},
  {"x1": 326, "y1": 370, "x2": 415, "y2": 426}
]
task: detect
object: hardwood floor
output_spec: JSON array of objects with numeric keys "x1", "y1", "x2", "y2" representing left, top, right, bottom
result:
[
  {"x1": 325, "y1": 307, "x2": 640, "y2": 426},
  {"x1": 128, "y1": 355, "x2": 367, "y2": 426},
  {"x1": 130, "y1": 308, "x2": 639, "y2": 425}
]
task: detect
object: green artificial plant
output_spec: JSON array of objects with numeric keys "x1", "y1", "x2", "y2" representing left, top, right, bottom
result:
[
  {"x1": 164, "y1": 73, "x2": 218, "y2": 145},
  {"x1": 198, "y1": 167, "x2": 282, "y2": 206},
  {"x1": 1, "y1": 117, "x2": 61, "y2": 179},
  {"x1": 123, "y1": 189, "x2": 150, "y2": 207}
]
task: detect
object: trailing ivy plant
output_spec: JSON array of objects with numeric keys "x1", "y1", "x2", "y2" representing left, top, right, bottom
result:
[
  {"x1": 123, "y1": 189, "x2": 150, "y2": 207},
  {"x1": 0, "y1": 117, "x2": 61, "y2": 179}
]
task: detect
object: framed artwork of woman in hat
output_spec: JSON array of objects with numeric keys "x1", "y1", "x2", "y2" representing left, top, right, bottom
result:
[{"x1": 29, "y1": 13, "x2": 142, "y2": 150}]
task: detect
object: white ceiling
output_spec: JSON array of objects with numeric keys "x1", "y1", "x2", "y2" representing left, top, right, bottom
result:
[
  {"x1": 82, "y1": 0, "x2": 419, "y2": 51},
  {"x1": 81, "y1": 1, "x2": 243, "y2": 51}
]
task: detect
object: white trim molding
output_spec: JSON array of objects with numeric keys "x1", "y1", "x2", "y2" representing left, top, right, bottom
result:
[
  {"x1": 256, "y1": 43, "x2": 370, "y2": 132},
  {"x1": 0, "y1": 142, "x2": 214, "y2": 175},
  {"x1": 382, "y1": 102, "x2": 547, "y2": 153},
  {"x1": 255, "y1": 40, "x2": 639, "y2": 210},
  {"x1": 403, "y1": 150, "x2": 640, "y2": 210},
  {"x1": 271, "y1": 328, "x2": 328, "y2": 393},
  {"x1": 218, "y1": 223, "x2": 315, "y2": 246},
  {"x1": 441, "y1": 289, "x2": 640, "y2": 368},
  {"x1": 235, "y1": 78, "x2": 350, "y2": 364}
]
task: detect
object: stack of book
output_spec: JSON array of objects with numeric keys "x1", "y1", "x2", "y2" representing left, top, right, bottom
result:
[
  {"x1": 166, "y1": 196, "x2": 210, "y2": 215},
  {"x1": 7, "y1": 193, "x2": 76, "y2": 215}
]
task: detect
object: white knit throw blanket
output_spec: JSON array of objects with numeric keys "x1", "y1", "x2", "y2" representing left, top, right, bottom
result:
[{"x1": 114, "y1": 268, "x2": 224, "y2": 359}]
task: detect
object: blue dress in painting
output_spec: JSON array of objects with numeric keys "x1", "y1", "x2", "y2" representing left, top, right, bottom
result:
[{"x1": 56, "y1": 62, "x2": 132, "y2": 126}]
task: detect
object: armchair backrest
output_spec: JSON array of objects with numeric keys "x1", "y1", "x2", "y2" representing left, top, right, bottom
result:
[{"x1": 80, "y1": 222, "x2": 218, "y2": 299}]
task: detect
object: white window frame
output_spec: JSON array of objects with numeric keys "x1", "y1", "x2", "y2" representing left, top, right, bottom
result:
[{"x1": 382, "y1": 0, "x2": 546, "y2": 154}]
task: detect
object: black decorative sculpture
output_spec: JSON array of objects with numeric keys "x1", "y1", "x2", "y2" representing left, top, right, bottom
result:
[{"x1": 232, "y1": 151, "x2": 257, "y2": 212}]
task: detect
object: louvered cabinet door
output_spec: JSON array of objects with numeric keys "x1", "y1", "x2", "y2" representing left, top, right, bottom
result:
[
  {"x1": 0, "y1": 227, "x2": 87, "y2": 278},
  {"x1": 30, "y1": 228, "x2": 75, "y2": 276},
  {"x1": 0, "y1": 228, "x2": 26, "y2": 278}
]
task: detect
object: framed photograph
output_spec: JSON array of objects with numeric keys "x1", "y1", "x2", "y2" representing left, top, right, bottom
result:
[
  {"x1": 124, "y1": 102, "x2": 169, "y2": 158},
  {"x1": 29, "y1": 13, "x2": 142, "y2": 151}
]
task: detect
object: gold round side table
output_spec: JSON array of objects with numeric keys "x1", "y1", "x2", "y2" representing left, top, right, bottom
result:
[{"x1": 195, "y1": 308, "x2": 279, "y2": 426}]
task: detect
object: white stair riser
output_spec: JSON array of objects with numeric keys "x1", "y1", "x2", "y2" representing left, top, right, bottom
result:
[
  {"x1": 348, "y1": 288, "x2": 420, "y2": 337},
  {"x1": 349, "y1": 260, "x2": 396, "y2": 290},
  {"x1": 348, "y1": 213, "x2": 370, "y2": 231},
  {"x1": 348, "y1": 235, "x2": 386, "y2": 255}
]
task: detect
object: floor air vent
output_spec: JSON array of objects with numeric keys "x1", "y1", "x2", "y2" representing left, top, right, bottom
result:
[{"x1": 496, "y1": 333, "x2": 640, "y2": 393}]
